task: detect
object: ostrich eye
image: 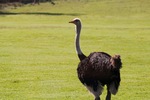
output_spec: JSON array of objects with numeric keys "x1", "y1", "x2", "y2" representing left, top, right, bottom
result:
[{"x1": 74, "y1": 20, "x2": 80, "y2": 24}]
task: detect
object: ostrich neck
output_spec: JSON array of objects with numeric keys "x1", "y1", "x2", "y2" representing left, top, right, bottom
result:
[
  {"x1": 75, "y1": 24, "x2": 86, "y2": 61},
  {"x1": 76, "y1": 32, "x2": 82, "y2": 55}
]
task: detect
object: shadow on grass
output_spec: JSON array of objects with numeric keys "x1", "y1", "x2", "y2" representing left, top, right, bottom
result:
[{"x1": 0, "y1": 11, "x2": 84, "y2": 16}]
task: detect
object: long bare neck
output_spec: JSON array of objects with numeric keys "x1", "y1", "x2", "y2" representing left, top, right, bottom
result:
[{"x1": 75, "y1": 23, "x2": 86, "y2": 61}]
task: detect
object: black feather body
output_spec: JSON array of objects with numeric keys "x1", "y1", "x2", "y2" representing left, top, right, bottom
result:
[{"x1": 77, "y1": 52, "x2": 122, "y2": 93}]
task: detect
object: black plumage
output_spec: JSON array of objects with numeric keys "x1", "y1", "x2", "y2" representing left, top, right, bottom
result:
[{"x1": 78, "y1": 52, "x2": 121, "y2": 92}]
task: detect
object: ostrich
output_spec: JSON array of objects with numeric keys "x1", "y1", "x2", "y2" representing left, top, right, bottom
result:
[{"x1": 69, "y1": 18, "x2": 122, "y2": 100}]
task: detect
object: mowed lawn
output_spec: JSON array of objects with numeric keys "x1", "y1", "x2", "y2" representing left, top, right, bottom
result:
[{"x1": 0, "y1": 0, "x2": 150, "y2": 100}]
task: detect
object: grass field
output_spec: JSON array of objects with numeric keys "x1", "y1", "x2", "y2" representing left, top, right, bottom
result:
[{"x1": 0, "y1": 0, "x2": 150, "y2": 100}]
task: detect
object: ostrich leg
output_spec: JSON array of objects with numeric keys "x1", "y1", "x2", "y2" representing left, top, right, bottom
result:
[
  {"x1": 106, "y1": 85, "x2": 111, "y2": 100},
  {"x1": 95, "y1": 97, "x2": 100, "y2": 100}
]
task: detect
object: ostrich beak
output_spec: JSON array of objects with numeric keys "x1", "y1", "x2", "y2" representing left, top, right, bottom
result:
[{"x1": 69, "y1": 20, "x2": 75, "y2": 24}]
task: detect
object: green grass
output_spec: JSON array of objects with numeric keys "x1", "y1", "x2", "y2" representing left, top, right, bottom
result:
[{"x1": 0, "y1": 0, "x2": 150, "y2": 100}]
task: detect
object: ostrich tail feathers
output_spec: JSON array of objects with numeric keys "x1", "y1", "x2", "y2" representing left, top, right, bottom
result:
[{"x1": 110, "y1": 55, "x2": 122, "y2": 70}]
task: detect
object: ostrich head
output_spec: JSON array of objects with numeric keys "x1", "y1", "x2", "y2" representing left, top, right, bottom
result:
[
  {"x1": 69, "y1": 18, "x2": 82, "y2": 35},
  {"x1": 69, "y1": 18, "x2": 81, "y2": 25}
]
